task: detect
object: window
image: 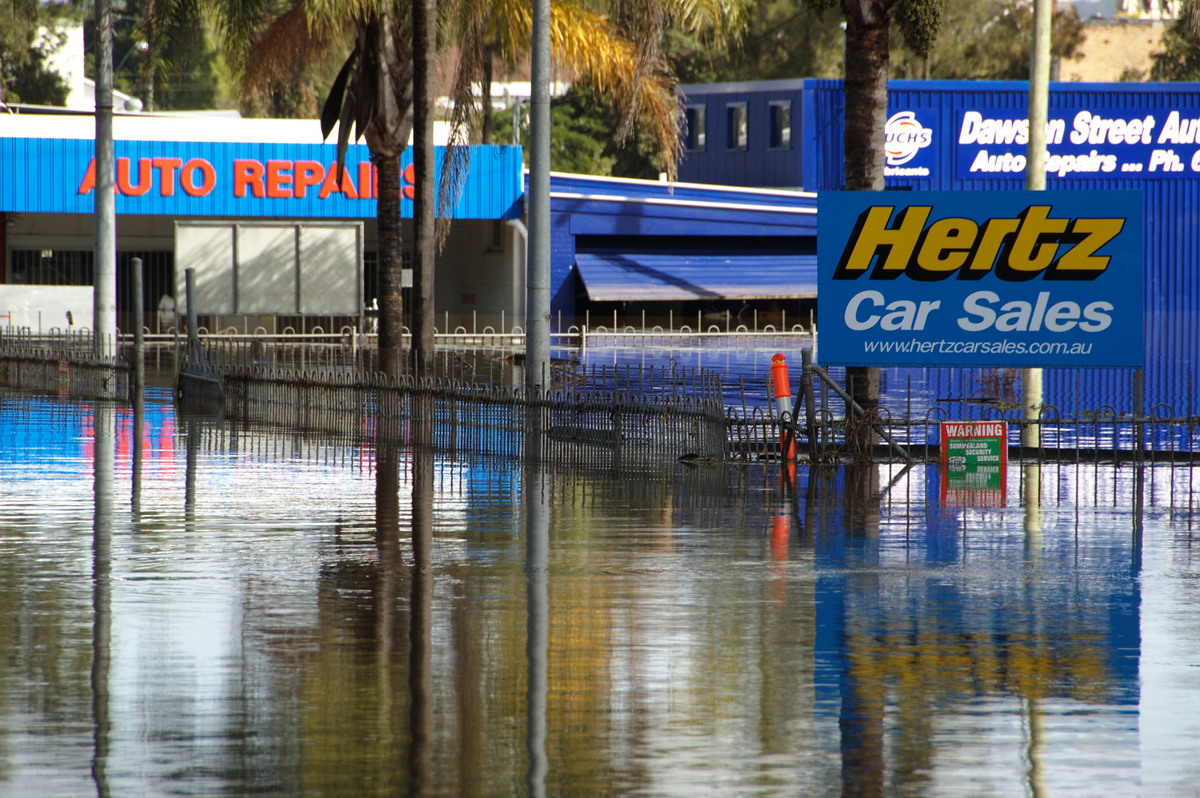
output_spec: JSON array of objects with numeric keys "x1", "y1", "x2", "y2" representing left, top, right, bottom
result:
[
  {"x1": 684, "y1": 105, "x2": 706, "y2": 150},
  {"x1": 727, "y1": 103, "x2": 748, "y2": 150},
  {"x1": 769, "y1": 101, "x2": 791, "y2": 149}
]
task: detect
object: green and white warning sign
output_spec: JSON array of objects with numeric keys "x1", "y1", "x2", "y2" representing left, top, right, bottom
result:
[{"x1": 940, "y1": 421, "x2": 1007, "y2": 505}]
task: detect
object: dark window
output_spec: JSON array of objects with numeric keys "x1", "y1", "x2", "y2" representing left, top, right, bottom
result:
[
  {"x1": 769, "y1": 101, "x2": 791, "y2": 149},
  {"x1": 684, "y1": 105, "x2": 706, "y2": 150},
  {"x1": 9, "y1": 249, "x2": 94, "y2": 286},
  {"x1": 727, "y1": 103, "x2": 747, "y2": 150}
]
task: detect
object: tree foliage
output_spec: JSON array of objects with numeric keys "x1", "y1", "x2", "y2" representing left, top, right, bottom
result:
[
  {"x1": 80, "y1": 0, "x2": 224, "y2": 111},
  {"x1": 893, "y1": 0, "x2": 1085, "y2": 80},
  {"x1": 0, "y1": 0, "x2": 74, "y2": 105},
  {"x1": 494, "y1": 82, "x2": 665, "y2": 179},
  {"x1": 676, "y1": 1, "x2": 843, "y2": 82},
  {"x1": 1150, "y1": 8, "x2": 1200, "y2": 81}
]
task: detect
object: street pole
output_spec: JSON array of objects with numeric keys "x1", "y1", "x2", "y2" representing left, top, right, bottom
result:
[
  {"x1": 94, "y1": 0, "x2": 118, "y2": 396},
  {"x1": 525, "y1": 0, "x2": 551, "y2": 393},
  {"x1": 1024, "y1": 0, "x2": 1052, "y2": 448}
]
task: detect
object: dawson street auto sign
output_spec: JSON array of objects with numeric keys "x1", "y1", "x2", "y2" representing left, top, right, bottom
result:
[{"x1": 817, "y1": 191, "x2": 1144, "y2": 368}]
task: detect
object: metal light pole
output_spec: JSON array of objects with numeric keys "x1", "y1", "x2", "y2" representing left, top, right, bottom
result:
[
  {"x1": 525, "y1": 0, "x2": 551, "y2": 393},
  {"x1": 94, "y1": 0, "x2": 118, "y2": 396},
  {"x1": 1023, "y1": 0, "x2": 1053, "y2": 448}
]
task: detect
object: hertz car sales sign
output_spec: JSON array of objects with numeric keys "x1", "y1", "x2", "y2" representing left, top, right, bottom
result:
[{"x1": 817, "y1": 190, "x2": 1144, "y2": 368}]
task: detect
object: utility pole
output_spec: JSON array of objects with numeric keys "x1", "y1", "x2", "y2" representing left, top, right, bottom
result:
[
  {"x1": 1024, "y1": 0, "x2": 1052, "y2": 448},
  {"x1": 94, "y1": 0, "x2": 118, "y2": 397},
  {"x1": 525, "y1": 0, "x2": 551, "y2": 393}
]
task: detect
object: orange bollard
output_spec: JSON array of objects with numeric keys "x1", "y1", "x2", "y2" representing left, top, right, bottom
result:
[{"x1": 770, "y1": 353, "x2": 795, "y2": 461}]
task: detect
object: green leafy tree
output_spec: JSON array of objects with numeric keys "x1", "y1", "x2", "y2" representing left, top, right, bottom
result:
[
  {"x1": 457, "y1": 0, "x2": 750, "y2": 178},
  {"x1": 81, "y1": 0, "x2": 224, "y2": 112},
  {"x1": 0, "y1": 0, "x2": 74, "y2": 106},
  {"x1": 495, "y1": 82, "x2": 665, "y2": 179},
  {"x1": 1150, "y1": 4, "x2": 1200, "y2": 81},
  {"x1": 893, "y1": 0, "x2": 1084, "y2": 80},
  {"x1": 217, "y1": 0, "x2": 747, "y2": 372},
  {"x1": 692, "y1": 0, "x2": 844, "y2": 82}
]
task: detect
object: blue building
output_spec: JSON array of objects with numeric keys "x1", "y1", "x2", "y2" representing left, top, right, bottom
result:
[
  {"x1": 547, "y1": 173, "x2": 818, "y2": 330},
  {"x1": 0, "y1": 113, "x2": 821, "y2": 336},
  {"x1": 677, "y1": 78, "x2": 1200, "y2": 413}
]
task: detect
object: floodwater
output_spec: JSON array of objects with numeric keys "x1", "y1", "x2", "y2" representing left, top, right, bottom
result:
[{"x1": 3, "y1": 388, "x2": 1200, "y2": 797}]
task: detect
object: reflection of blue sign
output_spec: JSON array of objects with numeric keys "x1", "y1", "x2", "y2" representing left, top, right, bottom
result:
[
  {"x1": 817, "y1": 190, "x2": 1144, "y2": 368},
  {"x1": 956, "y1": 108, "x2": 1200, "y2": 180}
]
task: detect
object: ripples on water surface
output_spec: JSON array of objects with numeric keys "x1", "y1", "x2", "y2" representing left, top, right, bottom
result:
[{"x1": 2, "y1": 389, "x2": 1200, "y2": 796}]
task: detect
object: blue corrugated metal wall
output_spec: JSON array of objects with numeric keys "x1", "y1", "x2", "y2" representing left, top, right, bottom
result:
[
  {"x1": 677, "y1": 80, "x2": 808, "y2": 188},
  {"x1": 799, "y1": 79, "x2": 1200, "y2": 413},
  {"x1": 1, "y1": 139, "x2": 524, "y2": 220}
]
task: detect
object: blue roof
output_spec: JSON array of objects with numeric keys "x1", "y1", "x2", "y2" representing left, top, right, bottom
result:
[{"x1": 575, "y1": 251, "x2": 818, "y2": 302}]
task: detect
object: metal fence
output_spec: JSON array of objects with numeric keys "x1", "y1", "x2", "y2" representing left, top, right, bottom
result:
[
  {"x1": 0, "y1": 330, "x2": 130, "y2": 400},
  {"x1": 9, "y1": 328, "x2": 1200, "y2": 465}
]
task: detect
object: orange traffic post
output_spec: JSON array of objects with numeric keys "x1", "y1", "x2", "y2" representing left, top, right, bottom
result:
[{"x1": 770, "y1": 353, "x2": 795, "y2": 461}]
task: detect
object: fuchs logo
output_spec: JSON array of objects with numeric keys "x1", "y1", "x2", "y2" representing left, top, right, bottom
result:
[{"x1": 885, "y1": 112, "x2": 933, "y2": 166}]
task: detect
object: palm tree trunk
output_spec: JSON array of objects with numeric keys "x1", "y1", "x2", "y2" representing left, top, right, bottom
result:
[
  {"x1": 842, "y1": 15, "x2": 889, "y2": 192},
  {"x1": 481, "y1": 50, "x2": 494, "y2": 144},
  {"x1": 377, "y1": 152, "x2": 406, "y2": 377},
  {"x1": 841, "y1": 8, "x2": 890, "y2": 451},
  {"x1": 411, "y1": 0, "x2": 437, "y2": 375}
]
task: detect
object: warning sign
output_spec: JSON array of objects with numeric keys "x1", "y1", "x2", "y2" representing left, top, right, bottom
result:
[{"x1": 940, "y1": 421, "x2": 1007, "y2": 506}]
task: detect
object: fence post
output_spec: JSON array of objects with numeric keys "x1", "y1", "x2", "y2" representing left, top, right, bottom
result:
[
  {"x1": 1134, "y1": 368, "x2": 1144, "y2": 463},
  {"x1": 133, "y1": 257, "x2": 145, "y2": 402},
  {"x1": 801, "y1": 348, "x2": 818, "y2": 462}
]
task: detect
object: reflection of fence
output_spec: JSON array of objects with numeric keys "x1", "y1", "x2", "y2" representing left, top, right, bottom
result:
[
  {"x1": 0, "y1": 331, "x2": 130, "y2": 399},
  {"x1": 219, "y1": 365, "x2": 728, "y2": 465},
  {"x1": 10, "y1": 328, "x2": 1200, "y2": 463}
]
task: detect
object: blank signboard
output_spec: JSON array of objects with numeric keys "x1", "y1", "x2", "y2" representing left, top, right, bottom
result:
[
  {"x1": 174, "y1": 222, "x2": 362, "y2": 316},
  {"x1": 237, "y1": 225, "x2": 297, "y2": 314},
  {"x1": 299, "y1": 226, "x2": 359, "y2": 314}
]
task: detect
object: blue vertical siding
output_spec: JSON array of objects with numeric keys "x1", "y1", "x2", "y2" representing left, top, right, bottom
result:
[
  {"x1": 788, "y1": 78, "x2": 1200, "y2": 413},
  {"x1": 678, "y1": 80, "x2": 807, "y2": 188},
  {"x1": 0, "y1": 139, "x2": 524, "y2": 220}
]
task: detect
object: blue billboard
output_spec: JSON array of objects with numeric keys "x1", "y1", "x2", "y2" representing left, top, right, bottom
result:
[
  {"x1": 0, "y1": 138, "x2": 524, "y2": 220},
  {"x1": 817, "y1": 190, "x2": 1144, "y2": 368},
  {"x1": 955, "y1": 108, "x2": 1200, "y2": 180}
]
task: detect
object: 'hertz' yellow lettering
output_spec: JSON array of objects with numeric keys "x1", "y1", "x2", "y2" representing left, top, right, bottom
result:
[{"x1": 834, "y1": 205, "x2": 1120, "y2": 281}]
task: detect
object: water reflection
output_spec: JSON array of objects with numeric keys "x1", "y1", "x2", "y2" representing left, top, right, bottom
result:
[
  {"x1": 2, "y1": 391, "x2": 1200, "y2": 795},
  {"x1": 524, "y1": 458, "x2": 549, "y2": 798},
  {"x1": 91, "y1": 402, "x2": 114, "y2": 798}
]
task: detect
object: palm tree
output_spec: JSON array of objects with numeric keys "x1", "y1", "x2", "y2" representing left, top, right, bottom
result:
[
  {"x1": 165, "y1": 0, "x2": 745, "y2": 375},
  {"x1": 804, "y1": 0, "x2": 942, "y2": 445},
  {"x1": 453, "y1": 1, "x2": 749, "y2": 179}
]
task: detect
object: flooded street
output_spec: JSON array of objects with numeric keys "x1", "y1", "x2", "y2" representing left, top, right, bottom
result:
[{"x1": 3, "y1": 388, "x2": 1200, "y2": 796}]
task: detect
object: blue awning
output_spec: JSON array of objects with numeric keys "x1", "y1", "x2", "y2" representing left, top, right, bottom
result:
[{"x1": 574, "y1": 251, "x2": 818, "y2": 302}]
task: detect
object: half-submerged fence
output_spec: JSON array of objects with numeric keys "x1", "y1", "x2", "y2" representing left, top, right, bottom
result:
[
  {"x1": 9, "y1": 328, "x2": 1200, "y2": 464},
  {"x1": 0, "y1": 330, "x2": 130, "y2": 400},
  {"x1": 214, "y1": 364, "x2": 727, "y2": 466}
]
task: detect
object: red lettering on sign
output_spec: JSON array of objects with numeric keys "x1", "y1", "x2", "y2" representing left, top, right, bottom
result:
[
  {"x1": 116, "y1": 158, "x2": 153, "y2": 196},
  {"x1": 234, "y1": 159, "x2": 265, "y2": 198},
  {"x1": 77, "y1": 159, "x2": 96, "y2": 194},
  {"x1": 266, "y1": 160, "x2": 293, "y2": 198},
  {"x1": 77, "y1": 156, "x2": 392, "y2": 203},
  {"x1": 294, "y1": 160, "x2": 324, "y2": 198},
  {"x1": 153, "y1": 157, "x2": 183, "y2": 197},
  {"x1": 319, "y1": 162, "x2": 359, "y2": 199},
  {"x1": 402, "y1": 163, "x2": 416, "y2": 199},
  {"x1": 361, "y1": 161, "x2": 374, "y2": 200},
  {"x1": 180, "y1": 159, "x2": 216, "y2": 197}
]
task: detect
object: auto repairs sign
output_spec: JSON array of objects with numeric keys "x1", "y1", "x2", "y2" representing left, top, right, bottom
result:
[{"x1": 817, "y1": 190, "x2": 1143, "y2": 367}]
